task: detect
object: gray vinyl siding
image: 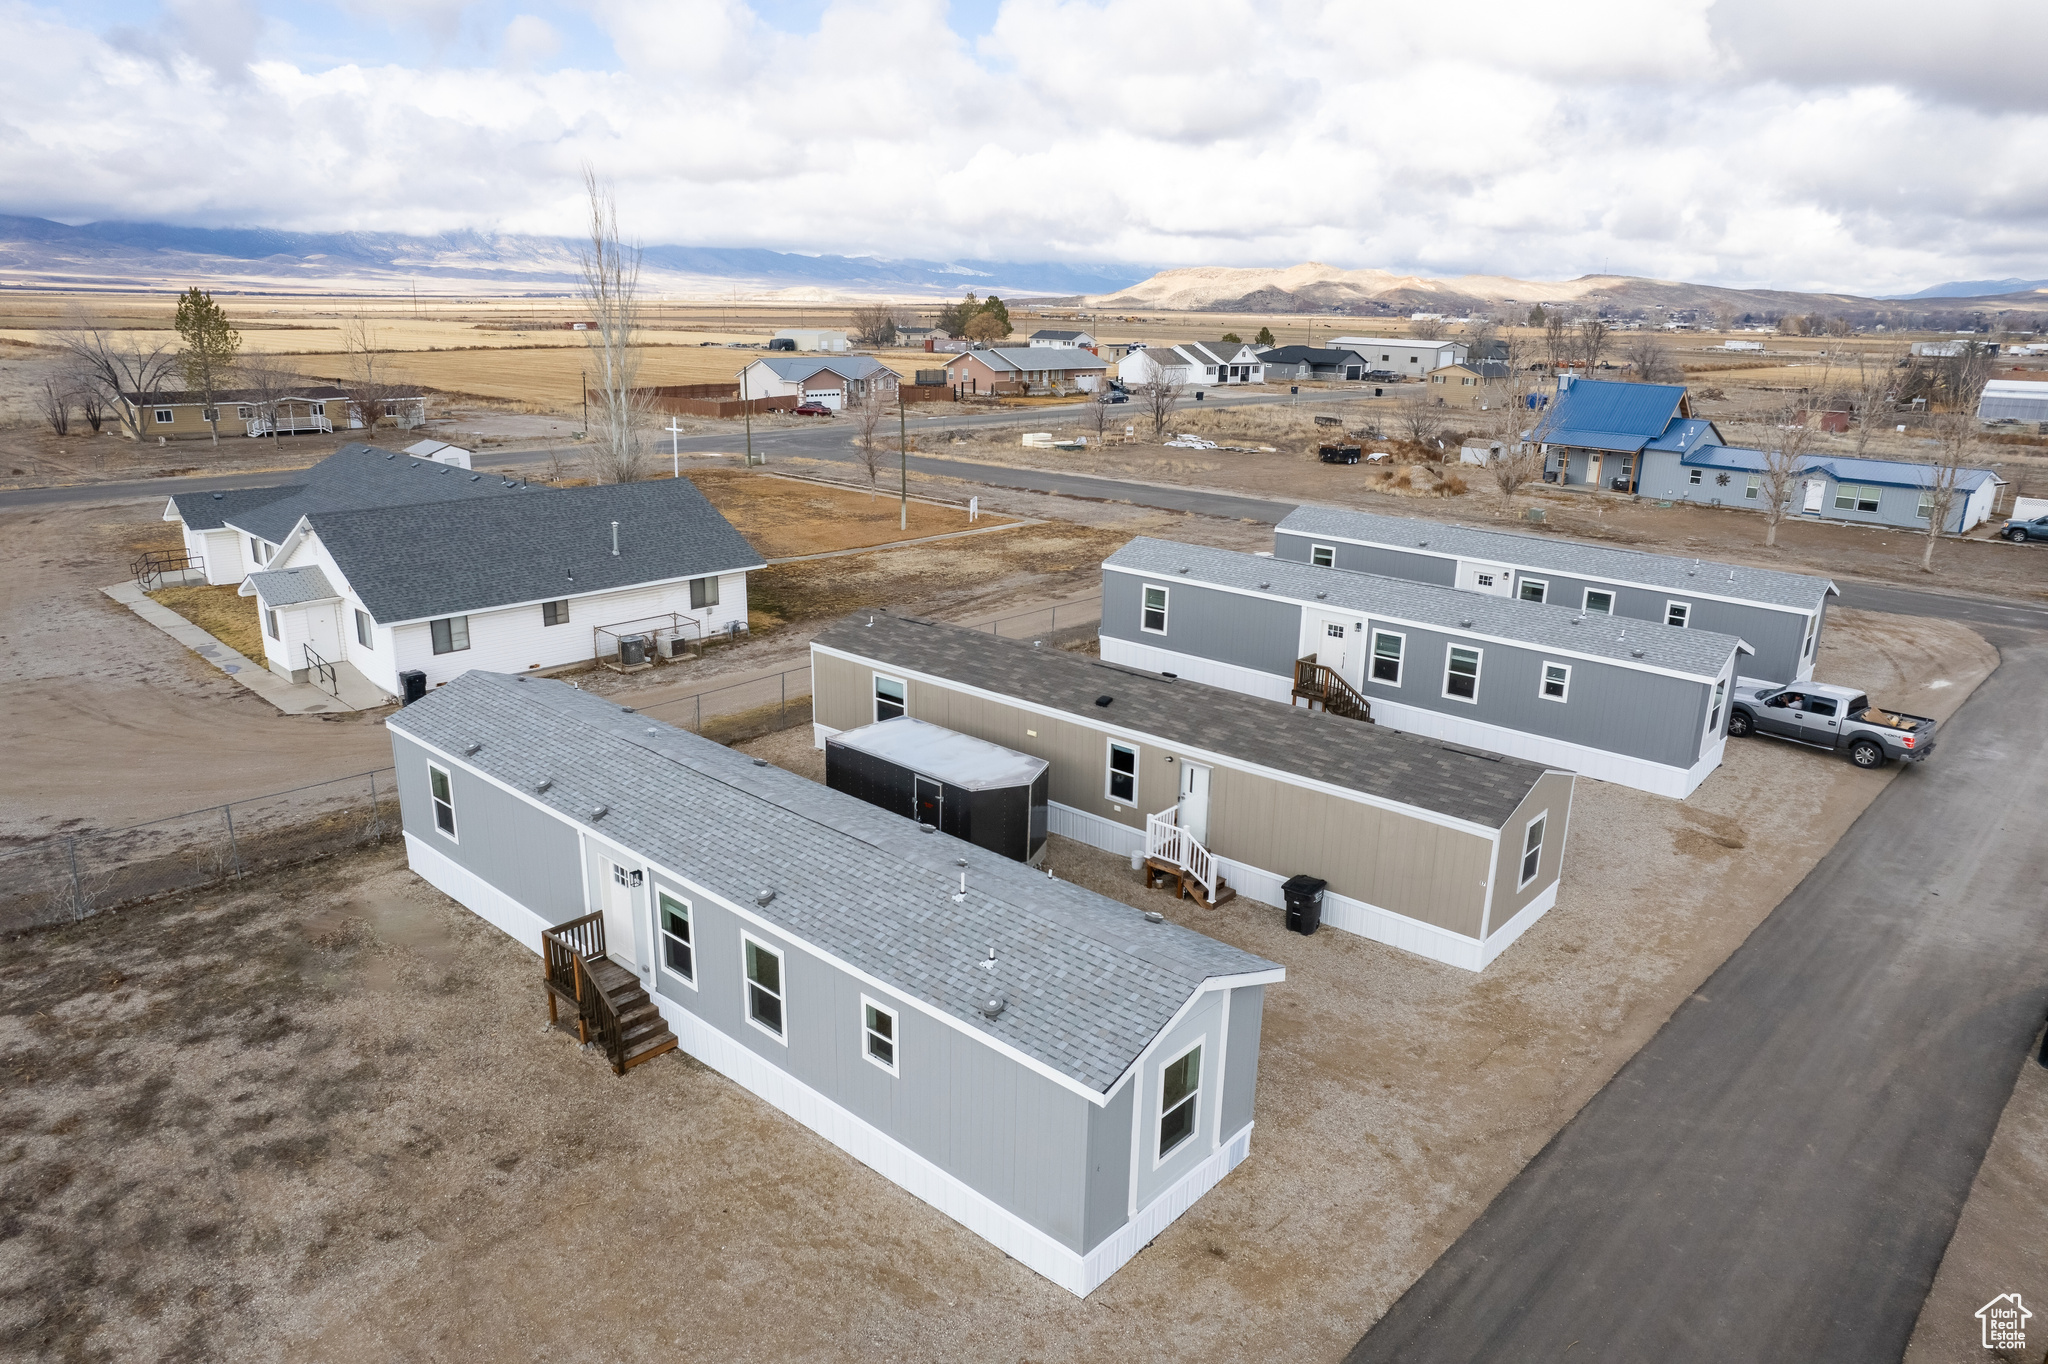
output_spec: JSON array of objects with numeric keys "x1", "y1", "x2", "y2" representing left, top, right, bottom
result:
[
  {"x1": 1488, "y1": 771, "x2": 1573, "y2": 933},
  {"x1": 814, "y1": 648, "x2": 1502, "y2": 939},
  {"x1": 1363, "y1": 618, "x2": 1712, "y2": 769},
  {"x1": 1280, "y1": 524, "x2": 1813, "y2": 684},
  {"x1": 1220, "y1": 985, "x2": 1264, "y2": 1138},
  {"x1": 652, "y1": 872, "x2": 1095, "y2": 1252},
  {"x1": 1647, "y1": 452, "x2": 1971, "y2": 534},
  {"x1": 1134, "y1": 990, "x2": 1225, "y2": 1210},
  {"x1": 393, "y1": 732, "x2": 586, "y2": 922},
  {"x1": 1274, "y1": 531, "x2": 1456, "y2": 586},
  {"x1": 1102, "y1": 568, "x2": 1301, "y2": 678},
  {"x1": 1082, "y1": 1080, "x2": 1135, "y2": 1253}
]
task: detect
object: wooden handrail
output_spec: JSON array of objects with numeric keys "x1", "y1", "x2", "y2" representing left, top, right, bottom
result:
[
  {"x1": 1293, "y1": 657, "x2": 1373, "y2": 724},
  {"x1": 541, "y1": 912, "x2": 629, "y2": 1073}
]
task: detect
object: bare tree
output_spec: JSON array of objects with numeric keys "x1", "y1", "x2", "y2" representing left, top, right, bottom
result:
[
  {"x1": 1409, "y1": 316, "x2": 1447, "y2": 340},
  {"x1": 1712, "y1": 304, "x2": 1739, "y2": 333},
  {"x1": 1918, "y1": 409, "x2": 1978, "y2": 571},
  {"x1": 850, "y1": 303, "x2": 901, "y2": 348},
  {"x1": 55, "y1": 308, "x2": 181, "y2": 440},
  {"x1": 1624, "y1": 333, "x2": 1679, "y2": 383},
  {"x1": 1138, "y1": 372, "x2": 1184, "y2": 437},
  {"x1": 343, "y1": 313, "x2": 397, "y2": 438},
  {"x1": 1398, "y1": 386, "x2": 1447, "y2": 447},
  {"x1": 36, "y1": 378, "x2": 70, "y2": 435},
  {"x1": 1461, "y1": 317, "x2": 1497, "y2": 361},
  {"x1": 236, "y1": 359, "x2": 301, "y2": 450},
  {"x1": 1477, "y1": 400, "x2": 1542, "y2": 506},
  {"x1": 851, "y1": 390, "x2": 888, "y2": 496},
  {"x1": 578, "y1": 167, "x2": 649, "y2": 484},
  {"x1": 73, "y1": 371, "x2": 107, "y2": 434},
  {"x1": 1089, "y1": 386, "x2": 1118, "y2": 447},
  {"x1": 1849, "y1": 344, "x2": 1902, "y2": 456},
  {"x1": 1576, "y1": 318, "x2": 1612, "y2": 372},
  {"x1": 1757, "y1": 362, "x2": 1837, "y2": 548},
  {"x1": 1542, "y1": 309, "x2": 1573, "y2": 372}
]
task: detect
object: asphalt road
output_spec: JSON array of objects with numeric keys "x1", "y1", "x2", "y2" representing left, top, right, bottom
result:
[{"x1": 1346, "y1": 627, "x2": 2048, "y2": 1363}]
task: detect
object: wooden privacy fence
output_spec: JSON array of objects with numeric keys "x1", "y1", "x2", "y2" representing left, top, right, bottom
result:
[{"x1": 590, "y1": 385, "x2": 800, "y2": 418}]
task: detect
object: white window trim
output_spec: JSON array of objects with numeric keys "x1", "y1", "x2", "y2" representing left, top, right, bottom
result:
[
  {"x1": 154, "y1": 408, "x2": 174, "y2": 423},
  {"x1": 1517, "y1": 577, "x2": 1548, "y2": 605},
  {"x1": 427, "y1": 762, "x2": 458, "y2": 843},
  {"x1": 1803, "y1": 613, "x2": 1819, "y2": 658},
  {"x1": 264, "y1": 607, "x2": 280, "y2": 640},
  {"x1": 1309, "y1": 543, "x2": 1336, "y2": 568},
  {"x1": 1153, "y1": 1036, "x2": 1205, "y2": 1169},
  {"x1": 657, "y1": 889, "x2": 697, "y2": 989},
  {"x1": 431, "y1": 615, "x2": 470, "y2": 655},
  {"x1": 873, "y1": 671, "x2": 907, "y2": 724},
  {"x1": 1707, "y1": 676, "x2": 1728, "y2": 740},
  {"x1": 1442, "y1": 644, "x2": 1483, "y2": 704},
  {"x1": 1539, "y1": 660, "x2": 1571, "y2": 703},
  {"x1": 1105, "y1": 738, "x2": 1139, "y2": 807},
  {"x1": 1688, "y1": 467, "x2": 1703, "y2": 485},
  {"x1": 1368, "y1": 628, "x2": 1405, "y2": 687},
  {"x1": 741, "y1": 932, "x2": 787, "y2": 1045},
  {"x1": 1518, "y1": 810, "x2": 1548, "y2": 889},
  {"x1": 355, "y1": 609, "x2": 373, "y2": 649},
  {"x1": 861, "y1": 995, "x2": 900, "y2": 1076},
  {"x1": 1139, "y1": 583, "x2": 1170, "y2": 636},
  {"x1": 1665, "y1": 600, "x2": 1691, "y2": 628},
  {"x1": 1582, "y1": 588, "x2": 1615, "y2": 615}
]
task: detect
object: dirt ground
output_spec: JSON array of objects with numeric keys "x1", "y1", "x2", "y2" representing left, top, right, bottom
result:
[
  {"x1": 687, "y1": 467, "x2": 1011, "y2": 558},
  {"x1": 0, "y1": 610, "x2": 1995, "y2": 1363}
]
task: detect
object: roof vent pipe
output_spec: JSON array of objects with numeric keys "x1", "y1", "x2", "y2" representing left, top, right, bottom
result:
[{"x1": 611, "y1": 521, "x2": 620, "y2": 556}]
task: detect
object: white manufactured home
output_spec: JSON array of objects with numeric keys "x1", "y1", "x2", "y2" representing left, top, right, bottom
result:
[
  {"x1": 1100, "y1": 538, "x2": 1749, "y2": 799},
  {"x1": 386, "y1": 671, "x2": 1283, "y2": 1297},
  {"x1": 1274, "y1": 506, "x2": 1837, "y2": 684},
  {"x1": 811, "y1": 613, "x2": 1576, "y2": 972}
]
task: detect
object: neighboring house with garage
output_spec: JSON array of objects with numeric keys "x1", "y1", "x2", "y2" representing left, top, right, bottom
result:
[
  {"x1": 1117, "y1": 342, "x2": 1265, "y2": 388},
  {"x1": 386, "y1": 669, "x2": 1284, "y2": 1297},
  {"x1": 810, "y1": 612, "x2": 1575, "y2": 971},
  {"x1": 1327, "y1": 336, "x2": 1468, "y2": 374},
  {"x1": 118, "y1": 385, "x2": 425, "y2": 440},
  {"x1": 737, "y1": 355, "x2": 898, "y2": 410},
  {"x1": 943, "y1": 346, "x2": 1110, "y2": 396},
  {"x1": 163, "y1": 443, "x2": 534, "y2": 587},
  {"x1": 1099, "y1": 538, "x2": 1748, "y2": 798},
  {"x1": 235, "y1": 473, "x2": 761, "y2": 700},
  {"x1": 1273, "y1": 506, "x2": 1836, "y2": 684},
  {"x1": 1029, "y1": 328, "x2": 1098, "y2": 351},
  {"x1": 1254, "y1": 346, "x2": 1371, "y2": 383}
]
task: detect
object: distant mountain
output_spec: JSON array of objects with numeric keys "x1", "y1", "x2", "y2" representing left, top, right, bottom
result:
[
  {"x1": 1890, "y1": 277, "x2": 2048, "y2": 300},
  {"x1": 1087, "y1": 261, "x2": 1912, "y2": 318},
  {"x1": 0, "y1": 215, "x2": 1146, "y2": 299}
]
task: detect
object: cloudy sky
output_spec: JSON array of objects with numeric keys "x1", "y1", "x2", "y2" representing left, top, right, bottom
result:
[{"x1": 3, "y1": 0, "x2": 2043, "y2": 294}]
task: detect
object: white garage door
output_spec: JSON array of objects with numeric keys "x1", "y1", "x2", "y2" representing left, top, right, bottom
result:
[{"x1": 805, "y1": 389, "x2": 844, "y2": 410}]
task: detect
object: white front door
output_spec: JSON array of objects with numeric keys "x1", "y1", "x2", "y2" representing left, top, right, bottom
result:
[
  {"x1": 1803, "y1": 478, "x2": 1826, "y2": 513},
  {"x1": 306, "y1": 602, "x2": 343, "y2": 666},
  {"x1": 1178, "y1": 763, "x2": 1211, "y2": 845},
  {"x1": 599, "y1": 859, "x2": 640, "y2": 969},
  {"x1": 1455, "y1": 560, "x2": 1514, "y2": 596},
  {"x1": 1314, "y1": 618, "x2": 1348, "y2": 673}
]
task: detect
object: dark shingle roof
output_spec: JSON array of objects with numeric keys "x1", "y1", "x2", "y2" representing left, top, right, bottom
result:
[
  {"x1": 315, "y1": 476, "x2": 763, "y2": 624},
  {"x1": 387, "y1": 672, "x2": 1278, "y2": 1095},
  {"x1": 123, "y1": 385, "x2": 355, "y2": 405},
  {"x1": 812, "y1": 613, "x2": 1556, "y2": 830},
  {"x1": 168, "y1": 444, "x2": 530, "y2": 542}
]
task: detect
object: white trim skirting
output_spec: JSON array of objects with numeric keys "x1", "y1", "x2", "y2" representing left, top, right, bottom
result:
[
  {"x1": 401, "y1": 827, "x2": 1251, "y2": 1298},
  {"x1": 1100, "y1": 635, "x2": 1294, "y2": 704},
  {"x1": 1045, "y1": 800, "x2": 1536, "y2": 973}
]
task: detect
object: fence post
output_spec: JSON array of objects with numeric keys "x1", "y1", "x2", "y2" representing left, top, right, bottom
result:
[
  {"x1": 223, "y1": 804, "x2": 244, "y2": 878},
  {"x1": 781, "y1": 671, "x2": 786, "y2": 723},
  {"x1": 369, "y1": 770, "x2": 384, "y2": 845},
  {"x1": 67, "y1": 836, "x2": 85, "y2": 922},
  {"x1": 694, "y1": 693, "x2": 702, "y2": 733}
]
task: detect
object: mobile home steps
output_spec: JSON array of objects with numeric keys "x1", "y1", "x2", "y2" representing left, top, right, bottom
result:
[
  {"x1": 386, "y1": 671, "x2": 1282, "y2": 1299},
  {"x1": 1100, "y1": 538, "x2": 1747, "y2": 799},
  {"x1": 811, "y1": 613, "x2": 1575, "y2": 973},
  {"x1": 1273, "y1": 505, "x2": 1836, "y2": 684}
]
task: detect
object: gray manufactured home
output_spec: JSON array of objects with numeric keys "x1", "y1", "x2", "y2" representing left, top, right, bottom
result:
[
  {"x1": 1101, "y1": 538, "x2": 1747, "y2": 799},
  {"x1": 386, "y1": 671, "x2": 1281, "y2": 1298},
  {"x1": 1274, "y1": 506, "x2": 1836, "y2": 683},
  {"x1": 811, "y1": 614, "x2": 1575, "y2": 972}
]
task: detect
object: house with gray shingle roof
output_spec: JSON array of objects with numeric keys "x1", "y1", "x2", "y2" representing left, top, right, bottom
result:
[
  {"x1": 385, "y1": 669, "x2": 1283, "y2": 1297},
  {"x1": 1100, "y1": 537, "x2": 1751, "y2": 798},
  {"x1": 737, "y1": 354, "x2": 896, "y2": 409},
  {"x1": 812, "y1": 612, "x2": 1575, "y2": 972},
  {"x1": 1274, "y1": 505, "x2": 1838, "y2": 684},
  {"x1": 209, "y1": 445, "x2": 761, "y2": 699}
]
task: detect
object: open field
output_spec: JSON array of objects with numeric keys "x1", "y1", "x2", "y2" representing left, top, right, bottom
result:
[{"x1": 0, "y1": 607, "x2": 1993, "y2": 1362}]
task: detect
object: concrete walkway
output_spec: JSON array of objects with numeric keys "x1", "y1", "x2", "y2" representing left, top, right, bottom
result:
[
  {"x1": 103, "y1": 582, "x2": 375, "y2": 716},
  {"x1": 1345, "y1": 628, "x2": 2048, "y2": 1363}
]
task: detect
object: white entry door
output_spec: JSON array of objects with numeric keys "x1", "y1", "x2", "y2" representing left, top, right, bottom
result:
[
  {"x1": 599, "y1": 859, "x2": 641, "y2": 969},
  {"x1": 1803, "y1": 478, "x2": 1826, "y2": 513},
  {"x1": 1314, "y1": 618, "x2": 1349, "y2": 673},
  {"x1": 1178, "y1": 763, "x2": 1211, "y2": 845},
  {"x1": 306, "y1": 602, "x2": 343, "y2": 666},
  {"x1": 1455, "y1": 560, "x2": 1514, "y2": 596}
]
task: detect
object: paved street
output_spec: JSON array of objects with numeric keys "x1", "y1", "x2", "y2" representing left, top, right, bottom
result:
[{"x1": 1346, "y1": 627, "x2": 2048, "y2": 1363}]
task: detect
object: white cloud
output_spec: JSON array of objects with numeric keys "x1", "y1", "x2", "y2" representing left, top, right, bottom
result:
[{"x1": 1, "y1": 0, "x2": 2044, "y2": 293}]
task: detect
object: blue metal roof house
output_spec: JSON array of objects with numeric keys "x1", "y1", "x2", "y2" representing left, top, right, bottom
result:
[
  {"x1": 1638, "y1": 447, "x2": 2006, "y2": 534},
  {"x1": 387, "y1": 671, "x2": 1283, "y2": 1297},
  {"x1": 1533, "y1": 377, "x2": 1723, "y2": 492}
]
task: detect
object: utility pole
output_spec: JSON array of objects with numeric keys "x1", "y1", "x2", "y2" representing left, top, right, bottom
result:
[
  {"x1": 742, "y1": 366, "x2": 756, "y2": 466},
  {"x1": 898, "y1": 379, "x2": 908, "y2": 531},
  {"x1": 580, "y1": 368, "x2": 587, "y2": 435}
]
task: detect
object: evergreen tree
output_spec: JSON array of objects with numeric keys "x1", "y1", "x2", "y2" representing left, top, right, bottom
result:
[
  {"x1": 978, "y1": 295, "x2": 1012, "y2": 338},
  {"x1": 174, "y1": 287, "x2": 241, "y2": 448},
  {"x1": 1527, "y1": 304, "x2": 1547, "y2": 328},
  {"x1": 1254, "y1": 326, "x2": 1275, "y2": 346}
]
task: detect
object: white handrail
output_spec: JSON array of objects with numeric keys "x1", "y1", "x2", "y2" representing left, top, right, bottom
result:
[{"x1": 1145, "y1": 803, "x2": 1218, "y2": 901}]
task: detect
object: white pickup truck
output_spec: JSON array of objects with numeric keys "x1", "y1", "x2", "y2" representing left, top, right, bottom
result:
[{"x1": 1726, "y1": 681, "x2": 1937, "y2": 769}]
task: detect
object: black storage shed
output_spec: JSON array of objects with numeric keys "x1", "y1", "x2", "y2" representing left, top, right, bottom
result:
[{"x1": 826, "y1": 718, "x2": 1050, "y2": 865}]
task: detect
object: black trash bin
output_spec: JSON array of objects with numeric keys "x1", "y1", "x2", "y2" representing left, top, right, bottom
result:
[
  {"x1": 399, "y1": 669, "x2": 427, "y2": 705},
  {"x1": 1282, "y1": 874, "x2": 1327, "y2": 935}
]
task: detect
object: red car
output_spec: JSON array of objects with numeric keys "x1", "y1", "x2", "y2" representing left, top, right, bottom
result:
[{"x1": 792, "y1": 402, "x2": 834, "y2": 417}]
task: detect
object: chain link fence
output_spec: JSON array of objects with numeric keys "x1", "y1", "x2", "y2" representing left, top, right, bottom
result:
[{"x1": 0, "y1": 769, "x2": 400, "y2": 934}]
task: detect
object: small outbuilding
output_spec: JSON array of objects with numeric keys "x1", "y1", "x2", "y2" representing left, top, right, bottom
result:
[{"x1": 827, "y1": 717, "x2": 1050, "y2": 865}]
